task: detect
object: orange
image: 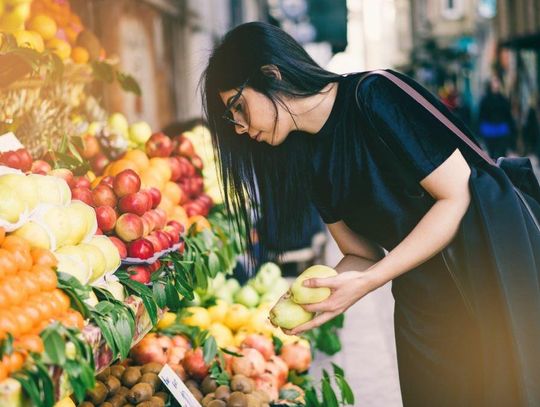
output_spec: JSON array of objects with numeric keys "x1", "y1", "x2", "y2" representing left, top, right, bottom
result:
[
  {"x1": 0, "y1": 249, "x2": 18, "y2": 276},
  {"x1": 22, "y1": 304, "x2": 41, "y2": 327},
  {"x1": 16, "y1": 335, "x2": 44, "y2": 354},
  {"x1": 19, "y1": 271, "x2": 41, "y2": 297},
  {"x1": 46, "y1": 38, "x2": 71, "y2": 60},
  {"x1": 2, "y1": 235, "x2": 31, "y2": 253},
  {"x1": 51, "y1": 289, "x2": 70, "y2": 313},
  {"x1": 0, "y1": 226, "x2": 5, "y2": 245},
  {"x1": 123, "y1": 149, "x2": 150, "y2": 171},
  {"x1": 32, "y1": 265, "x2": 57, "y2": 291},
  {"x1": 187, "y1": 215, "x2": 211, "y2": 233},
  {"x1": 30, "y1": 247, "x2": 57, "y2": 268},
  {"x1": 1, "y1": 277, "x2": 27, "y2": 306},
  {"x1": 71, "y1": 46, "x2": 89, "y2": 63},
  {"x1": 0, "y1": 292, "x2": 7, "y2": 309},
  {"x1": 41, "y1": 292, "x2": 62, "y2": 317},
  {"x1": 8, "y1": 246, "x2": 32, "y2": 271},
  {"x1": 60, "y1": 310, "x2": 84, "y2": 330},
  {"x1": 106, "y1": 159, "x2": 140, "y2": 177},
  {"x1": 4, "y1": 352, "x2": 25, "y2": 374},
  {"x1": 10, "y1": 308, "x2": 33, "y2": 336},
  {"x1": 0, "y1": 364, "x2": 6, "y2": 383},
  {"x1": 149, "y1": 157, "x2": 172, "y2": 181},
  {"x1": 0, "y1": 314, "x2": 20, "y2": 339},
  {"x1": 27, "y1": 15, "x2": 57, "y2": 41},
  {"x1": 28, "y1": 295, "x2": 54, "y2": 321}
]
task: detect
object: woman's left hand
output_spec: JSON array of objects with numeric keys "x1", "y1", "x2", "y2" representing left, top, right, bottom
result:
[{"x1": 283, "y1": 270, "x2": 379, "y2": 335}]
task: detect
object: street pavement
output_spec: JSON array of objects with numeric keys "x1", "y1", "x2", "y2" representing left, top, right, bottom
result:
[{"x1": 308, "y1": 233, "x2": 403, "y2": 407}]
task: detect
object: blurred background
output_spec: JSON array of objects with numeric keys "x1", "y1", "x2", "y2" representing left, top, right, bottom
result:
[{"x1": 61, "y1": 0, "x2": 539, "y2": 165}]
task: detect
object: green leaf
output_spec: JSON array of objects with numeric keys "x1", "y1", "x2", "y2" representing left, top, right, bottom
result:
[
  {"x1": 203, "y1": 336, "x2": 217, "y2": 365},
  {"x1": 153, "y1": 281, "x2": 167, "y2": 308},
  {"x1": 114, "y1": 316, "x2": 134, "y2": 359},
  {"x1": 41, "y1": 329, "x2": 66, "y2": 365},
  {"x1": 92, "y1": 60, "x2": 115, "y2": 82},
  {"x1": 194, "y1": 261, "x2": 208, "y2": 291},
  {"x1": 331, "y1": 363, "x2": 344, "y2": 377},
  {"x1": 305, "y1": 387, "x2": 321, "y2": 407},
  {"x1": 207, "y1": 252, "x2": 220, "y2": 278},
  {"x1": 116, "y1": 71, "x2": 142, "y2": 96},
  {"x1": 315, "y1": 331, "x2": 341, "y2": 355},
  {"x1": 321, "y1": 378, "x2": 339, "y2": 407},
  {"x1": 272, "y1": 335, "x2": 283, "y2": 355},
  {"x1": 220, "y1": 348, "x2": 243, "y2": 357},
  {"x1": 336, "y1": 374, "x2": 355, "y2": 405}
]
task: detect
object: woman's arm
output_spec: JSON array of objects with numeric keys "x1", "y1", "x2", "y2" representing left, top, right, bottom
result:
[
  {"x1": 327, "y1": 221, "x2": 385, "y2": 262},
  {"x1": 287, "y1": 149, "x2": 471, "y2": 335}
]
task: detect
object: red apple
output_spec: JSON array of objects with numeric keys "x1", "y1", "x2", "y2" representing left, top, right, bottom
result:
[
  {"x1": 146, "y1": 132, "x2": 173, "y2": 158},
  {"x1": 49, "y1": 168, "x2": 75, "y2": 188},
  {"x1": 163, "y1": 225, "x2": 180, "y2": 245},
  {"x1": 177, "y1": 157, "x2": 195, "y2": 177},
  {"x1": 155, "y1": 230, "x2": 172, "y2": 249},
  {"x1": 90, "y1": 153, "x2": 109, "y2": 175},
  {"x1": 31, "y1": 160, "x2": 52, "y2": 174},
  {"x1": 169, "y1": 157, "x2": 182, "y2": 181},
  {"x1": 73, "y1": 176, "x2": 91, "y2": 189},
  {"x1": 109, "y1": 236, "x2": 127, "y2": 258},
  {"x1": 153, "y1": 208, "x2": 167, "y2": 229},
  {"x1": 113, "y1": 169, "x2": 141, "y2": 197},
  {"x1": 142, "y1": 211, "x2": 157, "y2": 232},
  {"x1": 139, "y1": 189, "x2": 154, "y2": 211},
  {"x1": 95, "y1": 205, "x2": 117, "y2": 232},
  {"x1": 16, "y1": 149, "x2": 33, "y2": 172},
  {"x1": 141, "y1": 216, "x2": 152, "y2": 236},
  {"x1": 147, "y1": 260, "x2": 161, "y2": 273},
  {"x1": 178, "y1": 240, "x2": 185, "y2": 255},
  {"x1": 128, "y1": 238, "x2": 154, "y2": 259},
  {"x1": 191, "y1": 156, "x2": 203, "y2": 171},
  {"x1": 148, "y1": 187, "x2": 161, "y2": 209},
  {"x1": 80, "y1": 134, "x2": 100, "y2": 159},
  {"x1": 115, "y1": 213, "x2": 144, "y2": 242},
  {"x1": 146, "y1": 233, "x2": 163, "y2": 252},
  {"x1": 71, "y1": 187, "x2": 93, "y2": 205},
  {"x1": 0, "y1": 151, "x2": 21, "y2": 169},
  {"x1": 92, "y1": 185, "x2": 117, "y2": 208},
  {"x1": 100, "y1": 175, "x2": 115, "y2": 189},
  {"x1": 128, "y1": 265, "x2": 151, "y2": 284},
  {"x1": 167, "y1": 220, "x2": 185, "y2": 235},
  {"x1": 174, "y1": 135, "x2": 195, "y2": 158},
  {"x1": 118, "y1": 192, "x2": 150, "y2": 216}
]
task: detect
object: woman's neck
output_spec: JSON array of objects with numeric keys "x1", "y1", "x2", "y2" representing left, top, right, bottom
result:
[{"x1": 289, "y1": 82, "x2": 339, "y2": 134}]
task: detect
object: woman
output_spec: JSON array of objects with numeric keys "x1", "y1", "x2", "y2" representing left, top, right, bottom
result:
[{"x1": 202, "y1": 22, "x2": 540, "y2": 406}]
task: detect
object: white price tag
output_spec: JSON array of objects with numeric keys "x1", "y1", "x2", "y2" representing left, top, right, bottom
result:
[
  {"x1": 0, "y1": 132, "x2": 24, "y2": 153},
  {"x1": 158, "y1": 364, "x2": 202, "y2": 407}
]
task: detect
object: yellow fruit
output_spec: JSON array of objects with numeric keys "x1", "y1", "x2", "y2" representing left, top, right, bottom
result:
[
  {"x1": 181, "y1": 307, "x2": 211, "y2": 329},
  {"x1": 269, "y1": 296, "x2": 313, "y2": 330},
  {"x1": 27, "y1": 14, "x2": 57, "y2": 41},
  {"x1": 54, "y1": 396, "x2": 76, "y2": 407},
  {"x1": 71, "y1": 46, "x2": 89, "y2": 64},
  {"x1": 0, "y1": 173, "x2": 38, "y2": 211},
  {"x1": 208, "y1": 300, "x2": 228, "y2": 323},
  {"x1": 46, "y1": 38, "x2": 71, "y2": 60},
  {"x1": 224, "y1": 304, "x2": 251, "y2": 332},
  {"x1": 14, "y1": 30, "x2": 43, "y2": 51},
  {"x1": 78, "y1": 243, "x2": 107, "y2": 282},
  {"x1": 149, "y1": 157, "x2": 172, "y2": 182},
  {"x1": 157, "y1": 312, "x2": 177, "y2": 330},
  {"x1": 13, "y1": 221, "x2": 52, "y2": 249},
  {"x1": 87, "y1": 236, "x2": 121, "y2": 274},
  {"x1": 290, "y1": 265, "x2": 338, "y2": 304},
  {"x1": 0, "y1": 184, "x2": 25, "y2": 223},
  {"x1": 208, "y1": 323, "x2": 234, "y2": 348},
  {"x1": 249, "y1": 309, "x2": 274, "y2": 336},
  {"x1": 0, "y1": 4, "x2": 30, "y2": 33},
  {"x1": 163, "y1": 181, "x2": 182, "y2": 205},
  {"x1": 233, "y1": 328, "x2": 250, "y2": 347},
  {"x1": 123, "y1": 149, "x2": 150, "y2": 171}
]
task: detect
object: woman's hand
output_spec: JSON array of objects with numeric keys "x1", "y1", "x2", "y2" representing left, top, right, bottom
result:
[{"x1": 283, "y1": 270, "x2": 379, "y2": 335}]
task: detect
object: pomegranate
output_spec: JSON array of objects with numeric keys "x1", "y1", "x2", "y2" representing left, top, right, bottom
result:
[
  {"x1": 266, "y1": 356, "x2": 288, "y2": 387},
  {"x1": 232, "y1": 348, "x2": 266, "y2": 377},
  {"x1": 254, "y1": 373, "x2": 279, "y2": 401},
  {"x1": 130, "y1": 334, "x2": 167, "y2": 364},
  {"x1": 241, "y1": 334, "x2": 275, "y2": 361},
  {"x1": 182, "y1": 348, "x2": 209, "y2": 380},
  {"x1": 279, "y1": 343, "x2": 311, "y2": 372}
]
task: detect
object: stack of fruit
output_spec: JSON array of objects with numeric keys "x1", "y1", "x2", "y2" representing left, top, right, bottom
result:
[
  {"x1": 80, "y1": 362, "x2": 170, "y2": 407},
  {"x1": 128, "y1": 332, "x2": 309, "y2": 406},
  {"x1": 0, "y1": 231, "x2": 84, "y2": 382},
  {"x1": 0, "y1": 0, "x2": 33, "y2": 33}
]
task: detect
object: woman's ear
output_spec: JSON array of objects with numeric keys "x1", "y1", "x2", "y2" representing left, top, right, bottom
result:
[{"x1": 260, "y1": 64, "x2": 282, "y2": 80}]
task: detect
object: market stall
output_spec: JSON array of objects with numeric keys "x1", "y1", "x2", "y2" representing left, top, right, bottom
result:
[{"x1": 0, "y1": 1, "x2": 354, "y2": 406}]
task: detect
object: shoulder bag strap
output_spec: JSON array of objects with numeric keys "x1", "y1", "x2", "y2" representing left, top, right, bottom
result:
[{"x1": 354, "y1": 69, "x2": 496, "y2": 167}]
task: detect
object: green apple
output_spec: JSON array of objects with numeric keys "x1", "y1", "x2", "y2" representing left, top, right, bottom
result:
[
  {"x1": 224, "y1": 278, "x2": 240, "y2": 295},
  {"x1": 107, "y1": 112, "x2": 129, "y2": 133},
  {"x1": 0, "y1": 184, "x2": 24, "y2": 223},
  {"x1": 269, "y1": 295, "x2": 313, "y2": 330},
  {"x1": 234, "y1": 285, "x2": 260, "y2": 308},
  {"x1": 128, "y1": 121, "x2": 152, "y2": 144},
  {"x1": 290, "y1": 265, "x2": 338, "y2": 304}
]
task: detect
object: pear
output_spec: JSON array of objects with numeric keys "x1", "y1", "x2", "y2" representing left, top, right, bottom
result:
[
  {"x1": 55, "y1": 253, "x2": 91, "y2": 285},
  {"x1": 269, "y1": 294, "x2": 313, "y2": 330},
  {"x1": 290, "y1": 265, "x2": 338, "y2": 305},
  {"x1": 0, "y1": 184, "x2": 25, "y2": 223},
  {"x1": 0, "y1": 173, "x2": 38, "y2": 211},
  {"x1": 12, "y1": 221, "x2": 52, "y2": 249},
  {"x1": 78, "y1": 243, "x2": 107, "y2": 282}
]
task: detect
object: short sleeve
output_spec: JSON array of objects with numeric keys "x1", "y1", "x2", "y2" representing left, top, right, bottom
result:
[
  {"x1": 358, "y1": 72, "x2": 459, "y2": 182},
  {"x1": 311, "y1": 181, "x2": 342, "y2": 224}
]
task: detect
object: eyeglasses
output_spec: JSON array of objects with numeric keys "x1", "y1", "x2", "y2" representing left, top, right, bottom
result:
[{"x1": 222, "y1": 79, "x2": 249, "y2": 127}]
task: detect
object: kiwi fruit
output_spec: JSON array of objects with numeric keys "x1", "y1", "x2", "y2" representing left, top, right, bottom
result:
[
  {"x1": 231, "y1": 375, "x2": 253, "y2": 394},
  {"x1": 244, "y1": 393, "x2": 260, "y2": 407},
  {"x1": 201, "y1": 376, "x2": 218, "y2": 394},
  {"x1": 252, "y1": 390, "x2": 270, "y2": 404},
  {"x1": 116, "y1": 386, "x2": 130, "y2": 398},
  {"x1": 95, "y1": 367, "x2": 110, "y2": 382},
  {"x1": 214, "y1": 385, "x2": 231, "y2": 401},
  {"x1": 202, "y1": 393, "x2": 216, "y2": 406},
  {"x1": 127, "y1": 383, "x2": 153, "y2": 404},
  {"x1": 185, "y1": 379, "x2": 198, "y2": 388},
  {"x1": 139, "y1": 372, "x2": 161, "y2": 391},
  {"x1": 227, "y1": 392, "x2": 248, "y2": 407},
  {"x1": 104, "y1": 375, "x2": 121, "y2": 396},
  {"x1": 109, "y1": 365, "x2": 125, "y2": 379},
  {"x1": 190, "y1": 386, "x2": 204, "y2": 402},
  {"x1": 141, "y1": 362, "x2": 163, "y2": 375},
  {"x1": 78, "y1": 402, "x2": 94, "y2": 407},
  {"x1": 207, "y1": 400, "x2": 227, "y2": 407},
  {"x1": 121, "y1": 367, "x2": 142, "y2": 388},
  {"x1": 87, "y1": 381, "x2": 108, "y2": 404},
  {"x1": 105, "y1": 394, "x2": 125, "y2": 407},
  {"x1": 153, "y1": 392, "x2": 168, "y2": 403},
  {"x1": 99, "y1": 403, "x2": 113, "y2": 407}
]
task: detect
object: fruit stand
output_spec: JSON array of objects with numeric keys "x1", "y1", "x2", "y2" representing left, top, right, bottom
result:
[{"x1": 0, "y1": 1, "x2": 355, "y2": 406}]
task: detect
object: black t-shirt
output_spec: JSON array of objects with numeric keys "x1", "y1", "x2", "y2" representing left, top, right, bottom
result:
[{"x1": 311, "y1": 70, "x2": 481, "y2": 251}]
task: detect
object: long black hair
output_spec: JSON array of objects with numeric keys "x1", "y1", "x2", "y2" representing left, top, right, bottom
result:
[{"x1": 201, "y1": 22, "x2": 341, "y2": 262}]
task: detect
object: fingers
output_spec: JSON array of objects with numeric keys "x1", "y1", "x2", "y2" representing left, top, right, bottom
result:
[
  {"x1": 288, "y1": 311, "x2": 340, "y2": 335},
  {"x1": 301, "y1": 298, "x2": 335, "y2": 313},
  {"x1": 303, "y1": 276, "x2": 340, "y2": 289}
]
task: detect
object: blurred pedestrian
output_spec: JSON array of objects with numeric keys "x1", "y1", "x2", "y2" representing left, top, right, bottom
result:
[
  {"x1": 202, "y1": 22, "x2": 540, "y2": 406},
  {"x1": 478, "y1": 76, "x2": 516, "y2": 158},
  {"x1": 522, "y1": 95, "x2": 540, "y2": 160}
]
